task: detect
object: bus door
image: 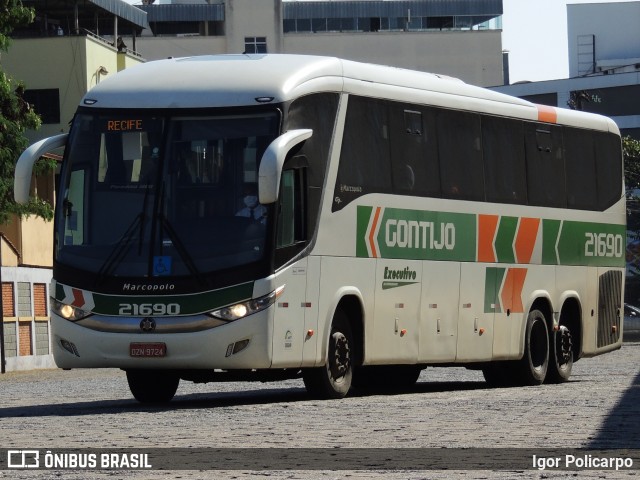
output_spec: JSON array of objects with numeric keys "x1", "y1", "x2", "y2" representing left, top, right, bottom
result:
[
  {"x1": 271, "y1": 165, "x2": 317, "y2": 368},
  {"x1": 371, "y1": 260, "x2": 421, "y2": 364}
]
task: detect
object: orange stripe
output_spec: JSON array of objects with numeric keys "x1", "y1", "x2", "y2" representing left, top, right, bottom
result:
[
  {"x1": 514, "y1": 218, "x2": 540, "y2": 264},
  {"x1": 501, "y1": 268, "x2": 527, "y2": 313},
  {"x1": 368, "y1": 207, "x2": 381, "y2": 258},
  {"x1": 536, "y1": 104, "x2": 557, "y2": 124},
  {"x1": 477, "y1": 214, "x2": 499, "y2": 262},
  {"x1": 72, "y1": 288, "x2": 84, "y2": 308}
]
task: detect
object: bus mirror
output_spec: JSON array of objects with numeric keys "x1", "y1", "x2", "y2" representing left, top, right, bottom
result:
[
  {"x1": 14, "y1": 133, "x2": 68, "y2": 204},
  {"x1": 258, "y1": 129, "x2": 312, "y2": 204}
]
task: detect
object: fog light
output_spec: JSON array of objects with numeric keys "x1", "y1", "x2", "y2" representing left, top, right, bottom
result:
[
  {"x1": 225, "y1": 339, "x2": 250, "y2": 357},
  {"x1": 60, "y1": 339, "x2": 80, "y2": 357}
]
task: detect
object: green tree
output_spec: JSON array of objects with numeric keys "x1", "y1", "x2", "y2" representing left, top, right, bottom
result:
[
  {"x1": 623, "y1": 135, "x2": 640, "y2": 192},
  {"x1": 0, "y1": 0, "x2": 53, "y2": 224},
  {"x1": 624, "y1": 135, "x2": 640, "y2": 294}
]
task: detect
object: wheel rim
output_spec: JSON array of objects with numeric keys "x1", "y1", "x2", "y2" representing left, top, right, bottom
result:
[
  {"x1": 556, "y1": 325, "x2": 573, "y2": 367},
  {"x1": 329, "y1": 331, "x2": 351, "y2": 382}
]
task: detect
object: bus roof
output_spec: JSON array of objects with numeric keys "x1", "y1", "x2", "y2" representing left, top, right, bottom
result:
[{"x1": 82, "y1": 54, "x2": 618, "y2": 133}]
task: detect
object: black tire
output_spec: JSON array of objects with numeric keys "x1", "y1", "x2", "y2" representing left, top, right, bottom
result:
[
  {"x1": 517, "y1": 309, "x2": 549, "y2": 385},
  {"x1": 546, "y1": 325, "x2": 573, "y2": 383},
  {"x1": 303, "y1": 311, "x2": 353, "y2": 399},
  {"x1": 353, "y1": 365, "x2": 422, "y2": 392},
  {"x1": 126, "y1": 369, "x2": 180, "y2": 403}
]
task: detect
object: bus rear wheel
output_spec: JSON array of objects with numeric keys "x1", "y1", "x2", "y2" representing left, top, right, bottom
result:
[
  {"x1": 303, "y1": 311, "x2": 353, "y2": 399},
  {"x1": 126, "y1": 369, "x2": 180, "y2": 403},
  {"x1": 517, "y1": 309, "x2": 549, "y2": 385},
  {"x1": 546, "y1": 325, "x2": 573, "y2": 383}
]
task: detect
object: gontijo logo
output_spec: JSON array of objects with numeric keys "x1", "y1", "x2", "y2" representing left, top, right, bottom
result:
[{"x1": 356, "y1": 206, "x2": 476, "y2": 261}]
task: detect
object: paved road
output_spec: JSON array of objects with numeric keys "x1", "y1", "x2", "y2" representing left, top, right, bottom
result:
[{"x1": 1, "y1": 342, "x2": 639, "y2": 479}]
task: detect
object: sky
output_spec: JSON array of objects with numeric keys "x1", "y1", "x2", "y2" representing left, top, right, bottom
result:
[{"x1": 502, "y1": 0, "x2": 637, "y2": 83}]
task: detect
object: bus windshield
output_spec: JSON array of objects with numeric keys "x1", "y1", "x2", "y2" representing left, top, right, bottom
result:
[{"x1": 55, "y1": 110, "x2": 280, "y2": 280}]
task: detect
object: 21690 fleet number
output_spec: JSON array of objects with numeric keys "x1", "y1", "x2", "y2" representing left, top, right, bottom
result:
[
  {"x1": 119, "y1": 303, "x2": 181, "y2": 316},
  {"x1": 584, "y1": 232, "x2": 624, "y2": 258}
]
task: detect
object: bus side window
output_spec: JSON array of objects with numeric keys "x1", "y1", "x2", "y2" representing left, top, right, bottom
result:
[
  {"x1": 564, "y1": 127, "x2": 598, "y2": 210},
  {"x1": 436, "y1": 110, "x2": 483, "y2": 200},
  {"x1": 482, "y1": 115, "x2": 527, "y2": 204},
  {"x1": 275, "y1": 164, "x2": 307, "y2": 268},
  {"x1": 525, "y1": 123, "x2": 566, "y2": 208},
  {"x1": 390, "y1": 106, "x2": 439, "y2": 197}
]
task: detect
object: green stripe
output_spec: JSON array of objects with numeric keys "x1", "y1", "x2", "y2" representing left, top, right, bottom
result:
[
  {"x1": 542, "y1": 219, "x2": 561, "y2": 265},
  {"x1": 56, "y1": 282, "x2": 254, "y2": 316},
  {"x1": 356, "y1": 205, "x2": 373, "y2": 257},
  {"x1": 355, "y1": 206, "x2": 624, "y2": 267},
  {"x1": 556, "y1": 221, "x2": 626, "y2": 267},
  {"x1": 495, "y1": 216, "x2": 517, "y2": 263},
  {"x1": 484, "y1": 267, "x2": 505, "y2": 313}
]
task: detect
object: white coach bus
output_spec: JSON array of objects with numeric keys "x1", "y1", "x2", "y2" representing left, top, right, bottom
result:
[{"x1": 15, "y1": 55, "x2": 625, "y2": 403}]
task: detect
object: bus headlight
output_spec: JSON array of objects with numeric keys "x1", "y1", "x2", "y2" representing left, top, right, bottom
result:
[
  {"x1": 211, "y1": 286, "x2": 284, "y2": 321},
  {"x1": 52, "y1": 298, "x2": 91, "y2": 322}
]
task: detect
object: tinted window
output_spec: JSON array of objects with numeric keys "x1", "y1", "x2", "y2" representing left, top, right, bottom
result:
[
  {"x1": 389, "y1": 106, "x2": 440, "y2": 196},
  {"x1": 563, "y1": 127, "x2": 598, "y2": 210},
  {"x1": 334, "y1": 97, "x2": 392, "y2": 209},
  {"x1": 23, "y1": 89, "x2": 60, "y2": 124},
  {"x1": 525, "y1": 123, "x2": 566, "y2": 208},
  {"x1": 437, "y1": 110, "x2": 484, "y2": 201},
  {"x1": 595, "y1": 131, "x2": 623, "y2": 210},
  {"x1": 483, "y1": 116, "x2": 527, "y2": 204},
  {"x1": 286, "y1": 93, "x2": 339, "y2": 232}
]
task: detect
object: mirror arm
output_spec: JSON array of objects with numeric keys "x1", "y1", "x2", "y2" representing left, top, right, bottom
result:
[
  {"x1": 258, "y1": 129, "x2": 312, "y2": 204},
  {"x1": 14, "y1": 133, "x2": 68, "y2": 204}
]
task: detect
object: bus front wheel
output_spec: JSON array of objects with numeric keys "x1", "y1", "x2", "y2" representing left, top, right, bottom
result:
[
  {"x1": 303, "y1": 311, "x2": 353, "y2": 399},
  {"x1": 126, "y1": 369, "x2": 180, "y2": 403}
]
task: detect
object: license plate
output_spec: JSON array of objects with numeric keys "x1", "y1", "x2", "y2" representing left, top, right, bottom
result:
[{"x1": 130, "y1": 342, "x2": 167, "y2": 357}]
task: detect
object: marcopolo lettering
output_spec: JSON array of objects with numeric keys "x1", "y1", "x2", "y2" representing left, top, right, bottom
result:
[
  {"x1": 122, "y1": 283, "x2": 175, "y2": 292},
  {"x1": 385, "y1": 219, "x2": 455, "y2": 250}
]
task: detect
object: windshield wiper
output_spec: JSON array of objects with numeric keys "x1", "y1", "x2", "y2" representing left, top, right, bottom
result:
[
  {"x1": 96, "y1": 184, "x2": 153, "y2": 285},
  {"x1": 95, "y1": 214, "x2": 143, "y2": 285}
]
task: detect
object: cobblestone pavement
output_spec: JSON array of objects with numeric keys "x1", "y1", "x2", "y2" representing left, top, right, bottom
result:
[{"x1": 1, "y1": 342, "x2": 639, "y2": 479}]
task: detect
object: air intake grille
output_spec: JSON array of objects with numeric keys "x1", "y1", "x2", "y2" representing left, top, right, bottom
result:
[{"x1": 597, "y1": 270, "x2": 622, "y2": 348}]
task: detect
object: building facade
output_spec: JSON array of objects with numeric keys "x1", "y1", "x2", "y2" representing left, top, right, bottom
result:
[{"x1": 136, "y1": 0, "x2": 505, "y2": 87}]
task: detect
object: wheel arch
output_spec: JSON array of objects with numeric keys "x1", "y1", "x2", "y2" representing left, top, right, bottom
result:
[
  {"x1": 557, "y1": 293, "x2": 583, "y2": 361},
  {"x1": 521, "y1": 292, "x2": 554, "y2": 357},
  {"x1": 320, "y1": 288, "x2": 365, "y2": 368}
]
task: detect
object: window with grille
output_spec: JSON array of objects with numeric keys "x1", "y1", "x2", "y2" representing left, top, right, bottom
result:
[{"x1": 244, "y1": 37, "x2": 267, "y2": 54}]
